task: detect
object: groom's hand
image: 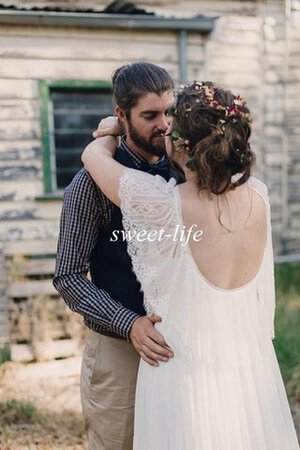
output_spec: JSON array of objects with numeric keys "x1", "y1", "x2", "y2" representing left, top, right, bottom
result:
[{"x1": 129, "y1": 315, "x2": 174, "y2": 367}]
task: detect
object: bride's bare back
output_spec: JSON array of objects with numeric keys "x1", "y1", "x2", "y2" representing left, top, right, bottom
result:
[{"x1": 179, "y1": 180, "x2": 267, "y2": 290}]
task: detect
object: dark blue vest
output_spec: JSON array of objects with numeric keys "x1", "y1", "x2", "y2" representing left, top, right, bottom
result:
[{"x1": 89, "y1": 147, "x2": 184, "y2": 316}]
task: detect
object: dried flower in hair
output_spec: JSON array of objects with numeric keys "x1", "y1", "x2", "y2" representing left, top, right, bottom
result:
[
  {"x1": 171, "y1": 81, "x2": 252, "y2": 177},
  {"x1": 170, "y1": 129, "x2": 190, "y2": 154}
]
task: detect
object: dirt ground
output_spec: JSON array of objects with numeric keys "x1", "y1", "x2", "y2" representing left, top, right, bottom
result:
[
  {"x1": 0, "y1": 357, "x2": 87, "y2": 450},
  {"x1": 0, "y1": 357, "x2": 299, "y2": 449}
]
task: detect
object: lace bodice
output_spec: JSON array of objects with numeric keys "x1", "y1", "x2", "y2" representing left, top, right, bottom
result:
[
  {"x1": 119, "y1": 169, "x2": 185, "y2": 315},
  {"x1": 119, "y1": 169, "x2": 275, "y2": 339}
]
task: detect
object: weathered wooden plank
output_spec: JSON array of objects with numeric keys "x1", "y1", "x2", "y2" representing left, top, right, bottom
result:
[
  {"x1": 265, "y1": 40, "x2": 286, "y2": 54},
  {"x1": 265, "y1": 53, "x2": 286, "y2": 67},
  {"x1": 0, "y1": 336, "x2": 8, "y2": 349},
  {"x1": 155, "y1": 1, "x2": 258, "y2": 15},
  {"x1": 14, "y1": 258, "x2": 56, "y2": 276},
  {"x1": 0, "y1": 37, "x2": 204, "y2": 63},
  {"x1": 290, "y1": 45, "x2": 300, "y2": 57},
  {"x1": 0, "y1": 162, "x2": 42, "y2": 181},
  {"x1": 205, "y1": 42, "x2": 259, "y2": 60},
  {"x1": 0, "y1": 57, "x2": 178, "y2": 80},
  {"x1": 209, "y1": 20, "x2": 261, "y2": 45},
  {"x1": 0, "y1": 79, "x2": 38, "y2": 99},
  {"x1": 179, "y1": 40, "x2": 204, "y2": 64},
  {"x1": 0, "y1": 139, "x2": 41, "y2": 153},
  {"x1": 10, "y1": 343, "x2": 33, "y2": 362},
  {"x1": 265, "y1": 112, "x2": 284, "y2": 125},
  {"x1": 265, "y1": 153, "x2": 287, "y2": 165},
  {"x1": 0, "y1": 180, "x2": 43, "y2": 201},
  {"x1": 0, "y1": 100, "x2": 40, "y2": 120},
  {"x1": 0, "y1": 293, "x2": 8, "y2": 307},
  {"x1": 207, "y1": 73, "x2": 261, "y2": 89},
  {"x1": 0, "y1": 220, "x2": 59, "y2": 242},
  {"x1": 264, "y1": 126, "x2": 284, "y2": 138},
  {"x1": 0, "y1": 201, "x2": 61, "y2": 221},
  {"x1": 289, "y1": 62, "x2": 300, "y2": 74},
  {"x1": 5, "y1": 240, "x2": 57, "y2": 256},
  {"x1": 208, "y1": 59, "x2": 261, "y2": 73},
  {"x1": 285, "y1": 98, "x2": 300, "y2": 109},
  {"x1": 264, "y1": 24, "x2": 285, "y2": 42},
  {"x1": 0, "y1": 142, "x2": 40, "y2": 162},
  {"x1": 287, "y1": 69, "x2": 300, "y2": 83},
  {"x1": 290, "y1": 27, "x2": 300, "y2": 40},
  {"x1": 10, "y1": 338, "x2": 81, "y2": 362},
  {"x1": 0, "y1": 24, "x2": 176, "y2": 41},
  {"x1": 286, "y1": 82, "x2": 300, "y2": 96},
  {"x1": 0, "y1": 35, "x2": 204, "y2": 63},
  {"x1": 8, "y1": 279, "x2": 58, "y2": 298},
  {"x1": 0, "y1": 22, "x2": 203, "y2": 48},
  {"x1": 214, "y1": 15, "x2": 261, "y2": 31},
  {"x1": 0, "y1": 120, "x2": 40, "y2": 141}
]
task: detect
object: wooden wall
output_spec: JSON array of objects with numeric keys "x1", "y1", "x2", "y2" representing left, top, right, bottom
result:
[
  {"x1": 0, "y1": 26, "x2": 200, "y2": 242},
  {"x1": 0, "y1": 0, "x2": 299, "y2": 254}
]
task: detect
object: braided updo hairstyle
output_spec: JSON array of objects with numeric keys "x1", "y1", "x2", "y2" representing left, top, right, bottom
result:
[{"x1": 173, "y1": 81, "x2": 255, "y2": 194}]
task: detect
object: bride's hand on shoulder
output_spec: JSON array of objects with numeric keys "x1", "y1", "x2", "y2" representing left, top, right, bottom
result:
[{"x1": 93, "y1": 116, "x2": 123, "y2": 138}]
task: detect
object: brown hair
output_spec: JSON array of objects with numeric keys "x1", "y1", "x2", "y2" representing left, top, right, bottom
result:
[
  {"x1": 173, "y1": 81, "x2": 255, "y2": 194},
  {"x1": 112, "y1": 62, "x2": 174, "y2": 118}
]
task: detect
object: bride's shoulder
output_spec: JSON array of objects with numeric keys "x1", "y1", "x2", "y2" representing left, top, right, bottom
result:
[
  {"x1": 122, "y1": 169, "x2": 177, "y2": 193},
  {"x1": 247, "y1": 176, "x2": 269, "y2": 198},
  {"x1": 119, "y1": 169, "x2": 178, "y2": 209}
]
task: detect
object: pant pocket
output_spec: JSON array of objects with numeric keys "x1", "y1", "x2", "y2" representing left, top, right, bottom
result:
[{"x1": 81, "y1": 331, "x2": 101, "y2": 385}]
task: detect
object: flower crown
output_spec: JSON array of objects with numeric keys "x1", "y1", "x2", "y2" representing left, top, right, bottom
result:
[
  {"x1": 172, "y1": 81, "x2": 250, "y2": 122},
  {"x1": 168, "y1": 81, "x2": 251, "y2": 170}
]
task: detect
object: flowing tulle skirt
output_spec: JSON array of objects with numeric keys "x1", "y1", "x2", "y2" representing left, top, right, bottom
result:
[{"x1": 133, "y1": 338, "x2": 299, "y2": 450}]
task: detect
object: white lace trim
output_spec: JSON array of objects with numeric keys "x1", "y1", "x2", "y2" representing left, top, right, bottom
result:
[{"x1": 119, "y1": 169, "x2": 183, "y2": 315}]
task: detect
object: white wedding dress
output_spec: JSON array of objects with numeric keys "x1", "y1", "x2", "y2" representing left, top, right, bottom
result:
[{"x1": 119, "y1": 169, "x2": 299, "y2": 450}]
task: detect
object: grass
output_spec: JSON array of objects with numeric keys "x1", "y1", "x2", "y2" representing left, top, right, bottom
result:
[
  {"x1": 0, "y1": 399, "x2": 87, "y2": 450},
  {"x1": 0, "y1": 344, "x2": 11, "y2": 365},
  {"x1": 274, "y1": 262, "x2": 300, "y2": 402},
  {"x1": 0, "y1": 399, "x2": 38, "y2": 422}
]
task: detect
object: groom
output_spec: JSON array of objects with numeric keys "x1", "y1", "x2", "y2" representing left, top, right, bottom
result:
[{"x1": 53, "y1": 62, "x2": 184, "y2": 450}]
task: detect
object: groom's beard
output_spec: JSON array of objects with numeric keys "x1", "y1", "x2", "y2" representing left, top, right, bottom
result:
[{"x1": 128, "y1": 120, "x2": 166, "y2": 157}]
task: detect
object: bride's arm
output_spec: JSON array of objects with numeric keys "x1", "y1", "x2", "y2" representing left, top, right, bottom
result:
[
  {"x1": 82, "y1": 117, "x2": 126, "y2": 206},
  {"x1": 82, "y1": 135, "x2": 124, "y2": 207}
]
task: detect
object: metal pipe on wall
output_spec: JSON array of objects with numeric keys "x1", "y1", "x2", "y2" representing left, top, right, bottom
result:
[{"x1": 178, "y1": 29, "x2": 188, "y2": 84}]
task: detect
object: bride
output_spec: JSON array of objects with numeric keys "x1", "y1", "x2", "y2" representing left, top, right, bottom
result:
[{"x1": 82, "y1": 81, "x2": 299, "y2": 449}]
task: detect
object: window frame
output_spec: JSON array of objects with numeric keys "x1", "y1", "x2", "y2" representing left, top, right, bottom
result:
[{"x1": 39, "y1": 79, "x2": 112, "y2": 195}]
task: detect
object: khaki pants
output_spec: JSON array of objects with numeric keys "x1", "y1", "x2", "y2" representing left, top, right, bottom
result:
[{"x1": 81, "y1": 331, "x2": 140, "y2": 450}]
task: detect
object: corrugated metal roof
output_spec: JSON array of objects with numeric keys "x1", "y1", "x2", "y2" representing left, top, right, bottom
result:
[
  {"x1": 0, "y1": 0, "x2": 215, "y2": 33},
  {"x1": 0, "y1": 0, "x2": 154, "y2": 14}
]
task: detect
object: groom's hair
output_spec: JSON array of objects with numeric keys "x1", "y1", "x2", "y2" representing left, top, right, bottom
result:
[{"x1": 112, "y1": 61, "x2": 174, "y2": 118}]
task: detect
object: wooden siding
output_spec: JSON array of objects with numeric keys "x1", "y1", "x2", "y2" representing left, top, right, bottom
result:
[
  {"x1": 0, "y1": 1, "x2": 298, "y2": 252},
  {"x1": 1, "y1": 0, "x2": 297, "y2": 256},
  {"x1": 0, "y1": 26, "x2": 200, "y2": 244}
]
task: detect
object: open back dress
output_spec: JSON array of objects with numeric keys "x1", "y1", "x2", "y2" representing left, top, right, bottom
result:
[{"x1": 119, "y1": 169, "x2": 299, "y2": 450}]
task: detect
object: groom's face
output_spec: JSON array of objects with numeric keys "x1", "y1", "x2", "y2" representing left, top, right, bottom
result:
[{"x1": 121, "y1": 91, "x2": 174, "y2": 157}]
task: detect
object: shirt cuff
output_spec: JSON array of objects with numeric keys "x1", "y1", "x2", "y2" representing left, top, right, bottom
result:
[{"x1": 111, "y1": 307, "x2": 140, "y2": 339}]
